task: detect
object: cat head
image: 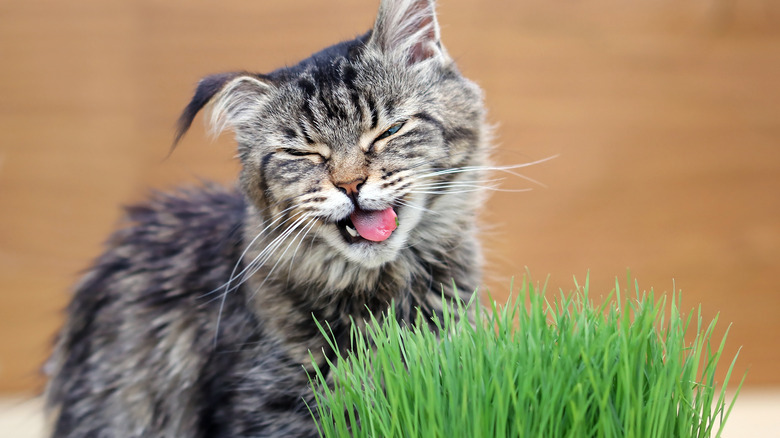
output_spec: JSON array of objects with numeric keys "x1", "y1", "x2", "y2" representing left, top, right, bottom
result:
[{"x1": 175, "y1": 0, "x2": 487, "y2": 269}]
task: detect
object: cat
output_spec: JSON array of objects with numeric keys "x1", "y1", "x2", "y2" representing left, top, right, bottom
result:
[{"x1": 44, "y1": 0, "x2": 490, "y2": 436}]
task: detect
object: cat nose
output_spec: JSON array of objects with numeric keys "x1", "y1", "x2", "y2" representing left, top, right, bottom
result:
[{"x1": 335, "y1": 177, "x2": 365, "y2": 196}]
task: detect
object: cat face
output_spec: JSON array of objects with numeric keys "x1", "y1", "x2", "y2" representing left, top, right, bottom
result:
[{"x1": 175, "y1": 0, "x2": 486, "y2": 269}]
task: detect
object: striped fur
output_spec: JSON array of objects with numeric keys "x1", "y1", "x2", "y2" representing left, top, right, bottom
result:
[{"x1": 45, "y1": 1, "x2": 490, "y2": 437}]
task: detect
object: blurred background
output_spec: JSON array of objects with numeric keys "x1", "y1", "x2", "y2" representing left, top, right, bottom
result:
[{"x1": 1, "y1": 0, "x2": 778, "y2": 435}]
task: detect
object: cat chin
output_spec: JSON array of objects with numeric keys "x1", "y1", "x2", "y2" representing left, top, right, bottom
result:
[{"x1": 324, "y1": 226, "x2": 407, "y2": 269}]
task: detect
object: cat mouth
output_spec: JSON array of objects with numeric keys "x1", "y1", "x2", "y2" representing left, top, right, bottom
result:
[{"x1": 335, "y1": 206, "x2": 399, "y2": 244}]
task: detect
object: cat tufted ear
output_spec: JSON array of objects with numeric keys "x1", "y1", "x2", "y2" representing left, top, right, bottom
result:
[
  {"x1": 173, "y1": 72, "x2": 274, "y2": 147},
  {"x1": 369, "y1": 0, "x2": 447, "y2": 65}
]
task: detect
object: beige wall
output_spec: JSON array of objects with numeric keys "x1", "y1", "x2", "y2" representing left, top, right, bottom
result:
[{"x1": 1, "y1": 0, "x2": 778, "y2": 393}]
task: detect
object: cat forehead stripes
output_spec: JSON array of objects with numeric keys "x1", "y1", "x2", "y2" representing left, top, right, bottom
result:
[{"x1": 174, "y1": 0, "x2": 448, "y2": 147}]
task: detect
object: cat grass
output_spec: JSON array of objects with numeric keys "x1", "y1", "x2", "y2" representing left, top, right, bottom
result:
[{"x1": 307, "y1": 276, "x2": 744, "y2": 438}]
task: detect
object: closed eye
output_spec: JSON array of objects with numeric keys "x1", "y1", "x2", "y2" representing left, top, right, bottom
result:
[
  {"x1": 281, "y1": 148, "x2": 318, "y2": 157},
  {"x1": 375, "y1": 121, "x2": 406, "y2": 141}
]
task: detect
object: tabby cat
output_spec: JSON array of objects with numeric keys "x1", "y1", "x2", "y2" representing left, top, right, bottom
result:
[{"x1": 45, "y1": 0, "x2": 490, "y2": 436}]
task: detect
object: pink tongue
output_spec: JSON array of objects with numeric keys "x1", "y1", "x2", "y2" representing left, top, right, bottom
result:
[{"x1": 350, "y1": 207, "x2": 398, "y2": 242}]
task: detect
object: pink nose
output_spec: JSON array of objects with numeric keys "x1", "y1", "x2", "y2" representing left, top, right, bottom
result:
[{"x1": 335, "y1": 178, "x2": 365, "y2": 196}]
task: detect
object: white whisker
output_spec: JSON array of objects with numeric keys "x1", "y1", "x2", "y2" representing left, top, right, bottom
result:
[
  {"x1": 212, "y1": 213, "x2": 309, "y2": 345},
  {"x1": 396, "y1": 199, "x2": 432, "y2": 213},
  {"x1": 237, "y1": 215, "x2": 310, "y2": 287},
  {"x1": 202, "y1": 205, "x2": 301, "y2": 300},
  {"x1": 414, "y1": 155, "x2": 559, "y2": 188},
  {"x1": 289, "y1": 220, "x2": 318, "y2": 268},
  {"x1": 409, "y1": 189, "x2": 481, "y2": 195},
  {"x1": 409, "y1": 186, "x2": 532, "y2": 195},
  {"x1": 251, "y1": 215, "x2": 315, "y2": 294},
  {"x1": 413, "y1": 177, "x2": 506, "y2": 189},
  {"x1": 274, "y1": 219, "x2": 319, "y2": 288}
]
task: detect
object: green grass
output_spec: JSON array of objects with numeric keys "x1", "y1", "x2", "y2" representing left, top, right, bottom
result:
[{"x1": 307, "y1": 276, "x2": 744, "y2": 438}]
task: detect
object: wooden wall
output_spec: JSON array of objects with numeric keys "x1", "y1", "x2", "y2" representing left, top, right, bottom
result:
[{"x1": 1, "y1": 0, "x2": 778, "y2": 393}]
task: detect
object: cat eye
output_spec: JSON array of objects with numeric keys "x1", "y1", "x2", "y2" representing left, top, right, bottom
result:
[
  {"x1": 281, "y1": 148, "x2": 317, "y2": 157},
  {"x1": 375, "y1": 122, "x2": 405, "y2": 141}
]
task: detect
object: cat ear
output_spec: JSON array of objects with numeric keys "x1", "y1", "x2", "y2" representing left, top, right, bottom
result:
[
  {"x1": 369, "y1": 0, "x2": 447, "y2": 65},
  {"x1": 174, "y1": 72, "x2": 274, "y2": 147}
]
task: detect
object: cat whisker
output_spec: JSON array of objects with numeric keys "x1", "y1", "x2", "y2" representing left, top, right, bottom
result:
[
  {"x1": 482, "y1": 186, "x2": 533, "y2": 193},
  {"x1": 408, "y1": 189, "x2": 483, "y2": 195},
  {"x1": 213, "y1": 214, "x2": 311, "y2": 344},
  {"x1": 409, "y1": 186, "x2": 532, "y2": 195},
  {"x1": 250, "y1": 215, "x2": 315, "y2": 294},
  {"x1": 289, "y1": 220, "x2": 319, "y2": 264},
  {"x1": 207, "y1": 212, "x2": 306, "y2": 306},
  {"x1": 412, "y1": 178, "x2": 529, "y2": 193},
  {"x1": 428, "y1": 154, "x2": 558, "y2": 175},
  {"x1": 395, "y1": 199, "x2": 432, "y2": 213},
  {"x1": 285, "y1": 220, "x2": 321, "y2": 286},
  {"x1": 235, "y1": 215, "x2": 311, "y2": 289},
  {"x1": 232, "y1": 210, "x2": 305, "y2": 276},
  {"x1": 413, "y1": 177, "x2": 506, "y2": 189},
  {"x1": 414, "y1": 155, "x2": 559, "y2": 188},
  {"x1": 202, "y1": 205, "x2": 302, "y2": 300}
]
